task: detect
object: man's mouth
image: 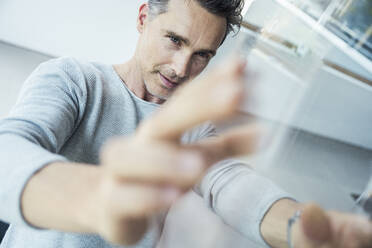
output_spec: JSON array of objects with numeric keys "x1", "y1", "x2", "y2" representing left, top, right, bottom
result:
[{"x1": 159, "y1": 73, "x2": 178, "y2": 89}]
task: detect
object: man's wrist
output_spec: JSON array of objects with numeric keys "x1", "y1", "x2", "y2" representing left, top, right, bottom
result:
[
  {"x1": 75, "y1": 166, "x2": 105, "y2": 234},
  {"x1": 260, "y1": 199, "x2": 303, "y2": 248}
]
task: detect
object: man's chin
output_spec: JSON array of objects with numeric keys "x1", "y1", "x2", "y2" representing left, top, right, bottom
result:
[{"x1": 145, "y1": 84, "x2": 170, "y2": 102}]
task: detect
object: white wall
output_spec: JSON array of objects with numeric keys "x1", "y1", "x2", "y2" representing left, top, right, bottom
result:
[
  {"x1": 0, "y1": 0, "x2": 141, "y2": 63},
  {"x1": 0, "y1": 42, "x2": 51, "y2": 118}
]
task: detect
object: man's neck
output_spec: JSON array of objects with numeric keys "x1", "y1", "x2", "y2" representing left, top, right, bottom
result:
[{"x1": 113, "y1": 58, "x2": 165, "y2": 104}]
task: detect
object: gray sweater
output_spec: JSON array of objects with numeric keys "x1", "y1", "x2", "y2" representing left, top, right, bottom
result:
[{"x1": 0, "y1": 57, "x2": 291, "y2": 248}]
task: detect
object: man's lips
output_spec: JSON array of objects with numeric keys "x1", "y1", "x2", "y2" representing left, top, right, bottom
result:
[{"x1": 159, "y1": 73, "x2": 178, "y2": 89}]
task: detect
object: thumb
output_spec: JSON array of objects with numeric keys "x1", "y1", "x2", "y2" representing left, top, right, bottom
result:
[{"x1": 301, "y1": 204, "x2": 332, "y2": 245}]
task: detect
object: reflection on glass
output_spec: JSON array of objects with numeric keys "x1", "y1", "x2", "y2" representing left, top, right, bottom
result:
[
  {"x1": 162, "y1": 1, "x2": 371, "y2": 247},
  {"x1": 285, "y1": 0, "x2": 372, "y2": 60},
  {"x1": 287, "y1": 0, "x2": 332, "y2": 19},
  {"x1": 326, "y1": 0, "x2": 372, "y2": 60}
]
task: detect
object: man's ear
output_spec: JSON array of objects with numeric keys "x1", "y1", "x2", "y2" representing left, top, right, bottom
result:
[{"x1": 137, "y1": 3, "x2": 149, "y2": 34}]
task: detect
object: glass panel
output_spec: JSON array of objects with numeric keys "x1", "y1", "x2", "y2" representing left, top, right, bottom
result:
[{"x1": 160, "y1": 1, "x2": 371, "y2": 247}]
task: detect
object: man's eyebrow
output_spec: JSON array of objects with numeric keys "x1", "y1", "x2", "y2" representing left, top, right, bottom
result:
[
  {"x1": 164, "y1": 30, "x2": 190, "y2": 46},
  {"x1": 164, "y1": 30, "x2": 216, "y2": 56},
  {"x1": 198, "y1": 49, "x2": 216, "y2": 57}
]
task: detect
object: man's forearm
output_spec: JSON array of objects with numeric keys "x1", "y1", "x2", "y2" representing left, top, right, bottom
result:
[
  {"x1": 21, "y1": 162, "x2": 102, "y2": 233},
  {"x1": 260, "y1": 198, "x2": 303, "y2": 248}
]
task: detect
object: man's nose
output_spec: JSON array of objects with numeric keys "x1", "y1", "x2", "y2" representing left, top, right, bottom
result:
[{"x1": 172, "y1": 52, "x2": 192, "y2": 79}]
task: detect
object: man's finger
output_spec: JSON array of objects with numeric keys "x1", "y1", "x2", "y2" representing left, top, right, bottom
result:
[
  {"x1": 187, "y1": 124, "x2": 263, "y2": 165},
  {"x1": 137, "y1": 58, "x2": 246, "y2": 142},
  {"x1": 100, "y1": 184, "x2": 179, "y2": 245},
  {"x1": 100, "y1": 138, "x2": 205, "y2": 187},
  {"x1": 327, "y1": 210, "x2": 372, "y2": 248},
  {"x1": 301, "y1": 204, "x2": 332, "y2": 245},
  {"x1": 105, "y1": 184, "x2": 180, "y2": 218},
  {"x1": 298, "y1": 204, "x2": 372, "y2": 248}
]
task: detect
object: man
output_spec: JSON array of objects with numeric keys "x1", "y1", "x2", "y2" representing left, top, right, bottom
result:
[{"x1": 0, "y1": 0, "x2": 370, "y2": 247}]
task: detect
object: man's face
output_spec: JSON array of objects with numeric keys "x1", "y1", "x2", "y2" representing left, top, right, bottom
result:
[{"x1": 136, "y1": 0, "x2": 227, "y2": 100}]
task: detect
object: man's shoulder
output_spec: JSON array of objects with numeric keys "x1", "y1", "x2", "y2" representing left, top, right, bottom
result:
[
  {"x1": 19, "y1": 57, "x2": 113, "y2": 106},
  {"x1": 37, "y1": 56, "x2": 108, "y2": 77},
  {"x1": 28, "y1": 56, "x2": 115, "y2": 94}
]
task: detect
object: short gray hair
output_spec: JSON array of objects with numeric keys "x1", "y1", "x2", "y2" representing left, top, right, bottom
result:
[{"x1": 147, "y1": 0, "x2": 244, "y2": 44}]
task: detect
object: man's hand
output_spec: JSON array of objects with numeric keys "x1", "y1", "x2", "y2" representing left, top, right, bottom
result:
[
  {"x1": 95, "y1": 58, "x2": 262, "y2": 245},
  {"x1": 293, "y1": 204, "x2": 372, "y2": 248},
  {"x1": 21, "y1": 57, "x2": 261, "y2": 245}
]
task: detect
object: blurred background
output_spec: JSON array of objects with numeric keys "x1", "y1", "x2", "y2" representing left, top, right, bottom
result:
[{"x1": 0, "y1": 0, "x2": 371, "y2": 247}]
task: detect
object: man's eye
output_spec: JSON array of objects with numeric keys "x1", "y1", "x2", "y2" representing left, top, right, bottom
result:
[
  {"x1": 196, "y1": 52, "x2": 209, "y2": 59},
  {"x1": 169, "y1": 36, "x2": 180, "y2": 45}
]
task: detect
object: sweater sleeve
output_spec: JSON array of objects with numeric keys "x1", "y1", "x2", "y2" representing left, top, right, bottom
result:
[
  {"x1": 0, "y1": 57, "x2": 87, "y2": 228},
  {"x1": 182, "y1": 123, "x2": 294, "y2": 247}
]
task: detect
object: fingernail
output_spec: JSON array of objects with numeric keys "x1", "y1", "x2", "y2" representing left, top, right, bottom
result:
[{"x1": 178, "y1": 152, "x2": 204, "y2": 174}]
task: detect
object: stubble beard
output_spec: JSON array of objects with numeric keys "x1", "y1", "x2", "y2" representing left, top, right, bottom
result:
[
  {"x1": 144, "y1": 65, "x2": 179, "y2": 101},
  {"x1": 143, "y1": 78, "x2": 170, "y2": 101}
]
